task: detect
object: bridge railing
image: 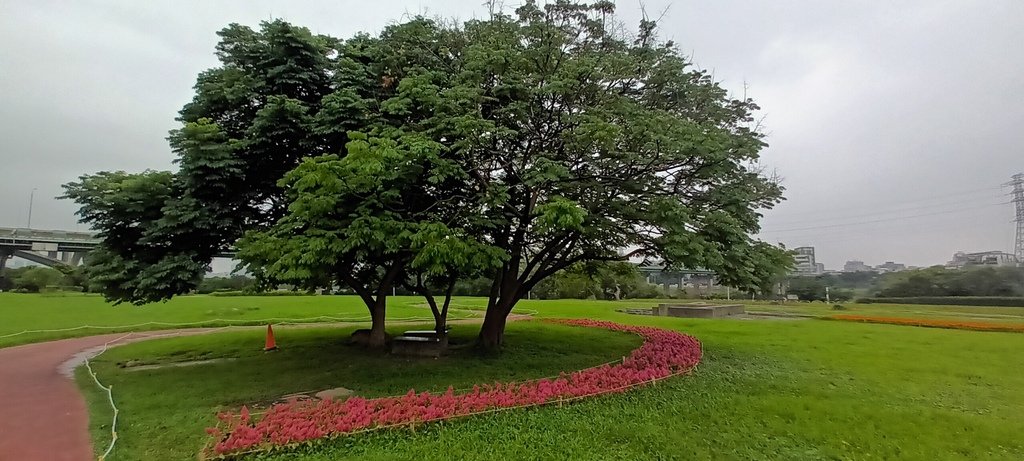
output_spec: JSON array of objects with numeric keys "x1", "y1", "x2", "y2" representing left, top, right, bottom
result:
[{"x1": 0, "y1": 227, "x2": 98, "y2": 243}]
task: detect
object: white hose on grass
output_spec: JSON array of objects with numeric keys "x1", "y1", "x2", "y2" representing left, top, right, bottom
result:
[
  {"x1": 73, "y1": 312, "x2": 483, "y2": 460},
  {"x1": 55, "y1": 307, "x2": 524, "y2": 460},
  {"x1": 83, "y1": 327, "x2": 230, "y2": 461}
]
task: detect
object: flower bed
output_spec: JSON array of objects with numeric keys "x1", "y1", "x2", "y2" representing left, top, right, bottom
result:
[
  {"x1": 827, "y1": 314, "x2": 1024, "y2": 333},
  {"x1": 203, "y1": 319, "x2": 702, "y2": 458}
]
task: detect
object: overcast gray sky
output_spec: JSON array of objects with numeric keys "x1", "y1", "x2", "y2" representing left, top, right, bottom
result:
[{"x1": 2, "y1": 0, "x2": 1022, "y2": 270}]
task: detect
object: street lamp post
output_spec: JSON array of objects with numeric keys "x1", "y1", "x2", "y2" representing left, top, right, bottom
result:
[{"x1": 27, "y1": 188, "x2": 37, "y2": 229}]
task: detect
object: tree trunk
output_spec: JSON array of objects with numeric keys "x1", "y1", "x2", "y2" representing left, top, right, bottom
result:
[
  {"x1": 477, "y1": 303, "x2": 509, "y2": 350},
  {"x1": 367, "y1": 295, "x2": 387, "y2": 348},
  {"x1": 421, "y1": 292, "x2": 449, "y2": 348}
]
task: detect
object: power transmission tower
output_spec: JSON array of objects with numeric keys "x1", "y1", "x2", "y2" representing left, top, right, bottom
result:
[{"x1": 1008, "y1": 173, "x2": 1024, "y2": 263}]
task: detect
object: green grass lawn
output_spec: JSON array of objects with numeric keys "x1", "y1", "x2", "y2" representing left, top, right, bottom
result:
[
  {"x1": 5, "y1": 292, "x2": 1023, "y2": 348},
  {"x1": 0, "y1": 293, "x2": 485, "y2": 348},
  {"x1": 76, "y1": 321, "x2": 642, "y2": 460},
  {"x1": 62, "y1": 295, "x2": 1024, "y2": 460}
]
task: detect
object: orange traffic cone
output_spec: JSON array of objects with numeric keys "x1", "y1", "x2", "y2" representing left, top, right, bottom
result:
[{"x1": 264, "y1": 324, "x2": 278, "y2": 351}]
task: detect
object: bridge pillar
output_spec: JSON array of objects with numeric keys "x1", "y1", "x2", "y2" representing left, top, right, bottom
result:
[{"x1": 0, "y1": 248, "x2": 11, "y2": 272}]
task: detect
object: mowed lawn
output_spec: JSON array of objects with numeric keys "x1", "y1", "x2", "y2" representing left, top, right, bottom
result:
[
  {"x1": 58, "y1": 296, "x2": 1024, "y2": 460},
  {"x1": 0, "y1": 293, "x2": 482, "y2": 347},
  {"x1": 5, "y1": 292, "x2": 1022, "y2": 347},
  {"x1": 739, "y1": 300, "x2": 1024, "y2": 323}
]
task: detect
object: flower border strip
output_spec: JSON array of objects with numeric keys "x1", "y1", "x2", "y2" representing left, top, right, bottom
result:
[
  {"x1": 826, "y1": 314, "x2": 1024, "y2": 333},
  {"x1": 202, "y1": 319, "x2": 702, "y2": 458}
]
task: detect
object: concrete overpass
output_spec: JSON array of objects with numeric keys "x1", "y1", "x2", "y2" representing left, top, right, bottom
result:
[
  {"x1": 0, "y1": 227, "x2": 238, "y2": 271},
  {"x1": 0, "y1": 227, "x2": 99, "y2": 270}
]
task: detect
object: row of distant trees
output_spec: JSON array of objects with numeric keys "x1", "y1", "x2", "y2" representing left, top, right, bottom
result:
[
  {"x1": 0, "y1": 262, "x2": 681, "y2": 300},
  {"x1": 9, "y1": 262, "x2": 1021, "y2": 305},
  {"x1": 0, "y1": 266, "x2": 91, "y2": 293},
  {"x1": 198, "y1": 262, "x2": 680, "y2": 300},
  {"x1": 0, "y1": 267, "x2": 255, "y2": 295},
  {"x1": 782, "y1": 266, "x2": 1024, "y2": 301}
]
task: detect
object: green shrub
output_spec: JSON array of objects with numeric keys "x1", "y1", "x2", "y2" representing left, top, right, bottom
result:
[
  {"x1": 12, "y1": 267, "x2": 68, "y2": 293},
  {"x1": 207, "y1": 290, "x2": 315, "y2": 297}
]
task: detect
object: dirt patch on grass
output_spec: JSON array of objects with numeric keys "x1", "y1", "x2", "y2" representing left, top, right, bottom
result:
[{"x1": 124, "y1": 357, "x2": 236, "y2": 371}]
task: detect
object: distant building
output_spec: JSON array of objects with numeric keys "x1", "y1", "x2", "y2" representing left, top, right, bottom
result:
[
  {"x1": 946, "y1": 251, "x2": 1018, "y2": 269},
  {"x1": 875, "y1": 261, "x2": 906, "y2": 272},
  {"x1": 636, "y1": 263, "x2": 716, "y2": 289},
  {"x1": 792, "y1": 247, "x2": 821, "y2": 275},
  {"x1": 843, "y1": 260, "x2": 873, "y2": 272},
  {"x1": 815, "y1": 262, "x2": 825, "y2": 273}
]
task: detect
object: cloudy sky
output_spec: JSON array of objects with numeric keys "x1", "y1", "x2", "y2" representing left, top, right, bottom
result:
[{"x1": 1, "y1": 0, "x2": 1022, "y2": 270}]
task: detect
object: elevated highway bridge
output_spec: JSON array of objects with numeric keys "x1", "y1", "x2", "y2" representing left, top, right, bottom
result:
[
  {"x1": 0, "y1": 227, "x2": 98, "y2": 270},
  {"x1": 2, "y1": 227, "x2": 709, "y2": 283},
  {"x1": 0, "y1": 227, "x2": 236, "y2": 271}
]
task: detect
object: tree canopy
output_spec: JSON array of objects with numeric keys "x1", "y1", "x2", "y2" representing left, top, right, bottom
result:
[
  {"x1": 63, "y1": 20, "x2": 342, "y2": 305},
  {"x1": 64, "y1": 1, "x2": 792, "y2": 349},
  {"x1": 877, "y1": 266, "x2": 1024, "y2": 297}
]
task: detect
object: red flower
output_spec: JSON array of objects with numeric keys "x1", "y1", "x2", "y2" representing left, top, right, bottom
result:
[{"x1": 206, "y1": 319, "x2": 702, "y2": 455}]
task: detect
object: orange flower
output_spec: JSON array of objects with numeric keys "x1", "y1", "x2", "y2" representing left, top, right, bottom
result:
[{"x1": 827, "y1": 315, "x2": 1024, "y2": 333}]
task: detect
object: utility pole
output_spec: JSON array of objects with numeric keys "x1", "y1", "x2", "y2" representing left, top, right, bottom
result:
[
  {"x1": 27, "y1": 188, "x2": 37, "y2": 229},
  {"x1": 1008, "y1": 173, "x2": 1024, "y2": 263},
  {"x1": 825, "y1": 286, "x2": 831, "y2": 304}
]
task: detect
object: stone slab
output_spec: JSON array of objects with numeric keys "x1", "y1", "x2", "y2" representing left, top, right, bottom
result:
[
  {"x1": 653, "y1": 303, "x2": 745, "y2": 318},
  {"x1": 391, "y1": 336, "x2": 444, "y2": 357}
]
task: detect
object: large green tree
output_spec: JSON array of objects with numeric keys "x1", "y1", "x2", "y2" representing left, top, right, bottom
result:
[
  {"x1": 429, "y1": 2, "x2": 791, "y2": 347},
  {"x1": 65, "y1": 3, "x2": 792, "y2": 351},
  {"x1": 64, "y1": 21, "x2": 341, "y2": 306},
  {"x1": 241, "y1": 2, "x2": 791, "y2": 348},
  {"x1": 234, "y1": 19, "x2": 502, "y2": 347}
]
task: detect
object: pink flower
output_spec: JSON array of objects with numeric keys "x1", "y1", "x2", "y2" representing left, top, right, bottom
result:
[{"x1": 206, "y1": 319, "x2": 702, "y2": 455}]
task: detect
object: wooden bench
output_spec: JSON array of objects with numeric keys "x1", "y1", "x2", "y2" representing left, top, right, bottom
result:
[
  {"x1": 402, "y1": 328, "x2": 450, "y2": 338},
  {"x1": 394, "y1": 335, "x2": 438, "y2": 343}
]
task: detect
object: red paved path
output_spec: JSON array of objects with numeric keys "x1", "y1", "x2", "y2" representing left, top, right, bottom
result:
[
  {"x1": 0, "y1": 316, "x2": 529, "y2": 460},
  {"x1": 0, "y1": 317, "x2": 528, "y2": 461},
  {"x1": 0, "y1": 329, "x2": 215, "y2": 461}
]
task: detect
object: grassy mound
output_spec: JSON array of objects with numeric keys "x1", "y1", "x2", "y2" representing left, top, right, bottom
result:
[
  {"x1": 76, "y1": 321, "x2": 641, "y2": 460},
  {"x1": 269, "y1": 317, "x2": 1024, "y2": 461}
]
